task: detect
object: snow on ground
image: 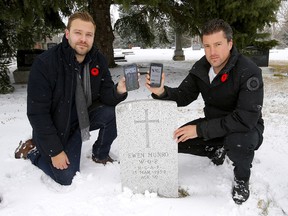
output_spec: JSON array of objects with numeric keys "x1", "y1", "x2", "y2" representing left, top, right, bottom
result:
[{"x1": 0, "y1": 48, "x2": 287, "y2": 216}]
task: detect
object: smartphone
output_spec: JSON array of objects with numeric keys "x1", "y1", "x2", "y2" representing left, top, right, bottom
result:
[
  {"x1": 149, "y1": 63, "x2": 163, "y2": 87},
  {"x1": 123, "y1": 64, "x2": 139, "y2": 91}
]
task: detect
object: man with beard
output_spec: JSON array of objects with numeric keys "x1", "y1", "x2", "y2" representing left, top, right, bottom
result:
[{"x1": 15, "y1": 11, "x2": 128, "y2": 185}]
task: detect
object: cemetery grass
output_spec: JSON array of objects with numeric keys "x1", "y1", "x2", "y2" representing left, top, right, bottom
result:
[{"x1": 269, "y1": 60, "x2": 288, "y2": 76}]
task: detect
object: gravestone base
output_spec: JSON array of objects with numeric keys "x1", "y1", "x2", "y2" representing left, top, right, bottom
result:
[
  {"x1": 173, "y1": 55, "x2": 185, "y2": 61},
  {"x1": 173, "y1": 50, "x2": 185, "y2": 61},
  {"x1": 116, "y1": 99, "x2": 179, "y2": 198},
  {"x1": 13, "y1": 69, "x2": 30, "y2": 84}
]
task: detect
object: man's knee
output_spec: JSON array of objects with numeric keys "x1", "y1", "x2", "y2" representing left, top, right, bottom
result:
[
  {"x1": 224, "y1": 131, "x2": 259, "y2": 163},
  {"x1": 90, "y1": 105, "x2": 116, "y2": 124},
  {"x1": 54, "y1": 168, "x2": 77, "y2": 186},
  {"x1": 225, "y1": 130, "x2": 258, "y2": 151}
]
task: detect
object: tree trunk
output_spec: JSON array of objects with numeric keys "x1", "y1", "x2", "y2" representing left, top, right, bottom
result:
[{"x1": 89, "y1": 0, "x2": 116, "y2": 67}]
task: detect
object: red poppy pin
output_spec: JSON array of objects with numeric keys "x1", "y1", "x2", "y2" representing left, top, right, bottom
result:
[
  {"x1": 221, "y1": 73, "x2": 228, "y2": 83},
  {"x1": 91, "y1": 67, "x2": 99, "y2": 76}
]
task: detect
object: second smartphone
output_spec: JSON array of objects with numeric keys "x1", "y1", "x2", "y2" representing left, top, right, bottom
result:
[{"x1": 149, "y1": 63, "x2": 163, "y2": 87}]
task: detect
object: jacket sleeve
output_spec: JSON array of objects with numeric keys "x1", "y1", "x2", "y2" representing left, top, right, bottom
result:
[
  {"x1": 27, "y1": 57, "x2": 63, "y2": 157},
  {"x1": 152, "y1": 72, "x2": 200, "y2": 106},
  {"x1": 197, "y1": 63, "x2": 264, "y2": 140}
]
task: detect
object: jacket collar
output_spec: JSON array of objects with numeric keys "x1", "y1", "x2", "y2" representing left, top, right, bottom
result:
[{"x1": 220, "y1": 46, "x2": 239, "y2": 75}]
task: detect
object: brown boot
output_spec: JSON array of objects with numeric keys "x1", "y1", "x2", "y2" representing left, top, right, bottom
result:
[
  {"x1": 15, "y1": 139, "x2": 36, "y2": 159},
  {"x1": 92, "y1": 155, "x2": 115, "y2": 165}
]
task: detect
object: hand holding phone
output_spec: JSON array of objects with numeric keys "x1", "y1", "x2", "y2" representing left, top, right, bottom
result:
[
  {"x1": 123, "y1": 64, "x2": 139, "y2": 91},
  {"x1": 149, "y1": 63, "x2": 163, "y2": 88}
]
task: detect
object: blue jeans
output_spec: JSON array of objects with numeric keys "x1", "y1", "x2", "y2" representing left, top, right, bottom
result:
[{"x1": 28, "y1": 105, "x2": 117, "y2": 185}]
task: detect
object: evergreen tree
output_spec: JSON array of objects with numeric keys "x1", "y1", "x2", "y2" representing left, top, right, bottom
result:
[
  {"x1": 0, "y1": 0, "x2": 74, "y2": 94},
  {"x1": 0, "y1": 19, "x2": 17, "y2": 93},
  {"x1": 276, "y1": 1, "x2": 288, "y2": 47},
  {"x1": 114, "y1": 0, "x2": 281, "y2": 49},
  {"x1": 0, "y1": 0, "x2": 120, "y2": 94}
]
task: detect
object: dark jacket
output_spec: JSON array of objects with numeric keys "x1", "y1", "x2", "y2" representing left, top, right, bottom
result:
[
  {"x1": 27, "y1": 35, "x2": 126, "y2": 157},
  {"x1": 153, "y1": 46, "x2": 264, "y2": 140}
]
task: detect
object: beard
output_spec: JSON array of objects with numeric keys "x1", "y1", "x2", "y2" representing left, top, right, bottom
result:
[{"x1": 74, "y1": 43, "x2": 91, "y2": 56}]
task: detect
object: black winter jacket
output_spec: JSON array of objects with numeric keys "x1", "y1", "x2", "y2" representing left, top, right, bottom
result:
[
  {"x1": 153, "y1": 46, "x2": 264, "y2": 140},
  {"x1": 27, "y1": 35, "x2": 126, "y2": 157}
]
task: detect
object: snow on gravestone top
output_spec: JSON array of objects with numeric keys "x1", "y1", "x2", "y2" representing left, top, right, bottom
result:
[{"x1": 116, "y1": 99, "x2": 179, "y2": 197}]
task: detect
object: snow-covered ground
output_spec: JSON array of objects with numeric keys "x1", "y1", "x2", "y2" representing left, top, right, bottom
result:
[{"x1": 0, "y1": 48, "x2": 287, "y2": 216}]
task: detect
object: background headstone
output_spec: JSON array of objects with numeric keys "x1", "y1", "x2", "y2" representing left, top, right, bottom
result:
[
  {"x1": 116, "y1": 99, "x2": 179, "y2": 197},
  {"x1": 16, "y1": 49, "x2": 45, "y2": 71},
  {"x1": 241, "y1": 46, "x2": 269, "y2": 67},
  {"x1": 13, "y1": 49, "x2": 45, "y2": 84}
]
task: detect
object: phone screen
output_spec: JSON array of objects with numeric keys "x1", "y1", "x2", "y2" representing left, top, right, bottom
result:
[
  {"x1": 150, "y1": 64, "x2": 163, "y2": 87},
  {"x1": 124, "y1": 64, "x2": 139, "y2": 91}
]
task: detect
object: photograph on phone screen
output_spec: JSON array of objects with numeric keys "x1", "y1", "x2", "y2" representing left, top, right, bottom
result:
[
  {"x1": 125, "y1": 65, "x2": 138, "y2": 91},
  {"x1": 150, "y1": 66, "x2": 162, "y2": 85}
]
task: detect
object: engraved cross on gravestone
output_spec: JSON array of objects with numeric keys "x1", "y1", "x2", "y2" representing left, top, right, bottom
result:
[{"x1": 134, "y1": 109, "x2": 159, "y2": 148}]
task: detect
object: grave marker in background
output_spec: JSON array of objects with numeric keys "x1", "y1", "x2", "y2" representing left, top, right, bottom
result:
[{"x1": 13, "y1": 49, "x2": 45, "y2": 83}]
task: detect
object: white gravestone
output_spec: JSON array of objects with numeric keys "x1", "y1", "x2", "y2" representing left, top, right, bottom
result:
[{"x1": 116, "y1": 99, "x2": 178, "y2": 197}]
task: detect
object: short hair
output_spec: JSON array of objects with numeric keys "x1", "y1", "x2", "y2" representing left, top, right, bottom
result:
[
  {"x1": 66, "y1": 11, "x2": 96, "y2": 30},
  {"x1": 201, "y1": 18, "x2": 233, "y2": 42}
]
